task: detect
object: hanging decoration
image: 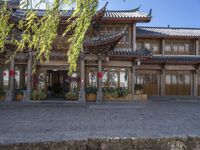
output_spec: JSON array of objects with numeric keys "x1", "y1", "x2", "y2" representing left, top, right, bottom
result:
[
  {"x1": 98, "y1": 72, "x2": 103, "y2": 79},
  {"x1": 9, "y1": 70, "x2": 15, "y2": 77}
]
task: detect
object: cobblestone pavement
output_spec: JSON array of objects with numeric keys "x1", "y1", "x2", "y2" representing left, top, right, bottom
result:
[{"x1": 0, "y1": 100, "x2": 200, "y2": 144}]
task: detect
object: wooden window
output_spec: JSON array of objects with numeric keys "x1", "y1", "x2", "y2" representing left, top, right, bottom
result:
[
  {"x1": 88, "y1": 68, "x2": 97, "y2": 87},
  {"x1": 185, "y1": 43, "x2": 190, "y2": 52},
  {"x1": 109, "y1": 68, "x2": 118, "y2": 87},
  {"x1": 3, "y1": 68, "x2": 9, "y2": 87},
  {"x1": 179, "y1": 43, "x2": 185, "y2": 52},
  {"x1": 165, "y1": 43, "x2": 171, "y2": 52},
  {"x1": 137, "y1": 42, "x2": 143, "y2": 49},
  {"x1": 144, "y1": 42, "x2": 151, "y2": 49},
  {"x1": 165, "y1": 75, "x2": 171, "y2": 84},
  {"x1": 119, "y1": 68, "x2": 128, "y2": 88},
  {"x1": 152, "y1": 43, "x2": 159, "y2": 52},
  {"x1": 102, "y1": 68, "x2": 108, "y2": 87},
  {"x1": 173, "y1": 43, "x2": 178, "y2": 52}
]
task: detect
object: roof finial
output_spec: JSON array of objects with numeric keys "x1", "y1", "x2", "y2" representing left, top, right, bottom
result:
[{"x1": 148, "y1": 9, "x2": 152, "y2": 17}]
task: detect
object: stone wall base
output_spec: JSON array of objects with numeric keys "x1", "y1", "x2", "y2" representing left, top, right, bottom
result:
[{"x1": 1, "y1": 137, "x2": 200, "y2": 150}]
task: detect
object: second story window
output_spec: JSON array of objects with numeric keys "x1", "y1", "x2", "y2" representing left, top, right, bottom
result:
[
  {"x1": 179, "y1": 43, "x2": 185, "y2": 52},
  {"x1": 144, "y1": 43, "x2": 150, "y2": 49},
  {"x1": 137, "y1": 42, "x2": 143, "y2": 49},
  {"x1": 173, "y1": 43, "x2": 178, "y2": 51},
  {"x1": 185, "y1": 43, "x2": 190, "y2": 52},
  {"x1": 165, "y1": 43, "x2": 171, "y2": 52},
  {"x1": 152, "y1": 43, "x2": 159, "y2": 52}
]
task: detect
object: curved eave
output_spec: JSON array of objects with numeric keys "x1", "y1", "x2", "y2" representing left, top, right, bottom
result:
[{"x1": 84, "y1": 31, "x2": 125, "y2": 47}]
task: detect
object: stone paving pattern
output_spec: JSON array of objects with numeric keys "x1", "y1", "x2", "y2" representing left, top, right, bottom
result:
[{"x1": 0, "y1": 100, "x2": 200, "y2": 144}]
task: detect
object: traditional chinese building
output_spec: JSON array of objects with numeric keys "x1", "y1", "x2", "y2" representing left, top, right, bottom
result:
[{"x1": 0, "y1": 1, "x2": 200, "y2": 102}]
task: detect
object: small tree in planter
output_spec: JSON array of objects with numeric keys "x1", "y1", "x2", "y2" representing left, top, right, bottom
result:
[
  {"x1": 85, "y1": 86, "x2": 97, "y2": 102},
  {"x1": 66, "y1": 91, "x2": 78, "y2": 101},
  {"x1": 0, "y1": 87, "x2": 4, "y2": 101},
  {"x1": 15, "y1": 88, "x2": 24, "y2": 101},
  {"x1": 31, "y1": 90, "x2": 47, "y2": 100}
]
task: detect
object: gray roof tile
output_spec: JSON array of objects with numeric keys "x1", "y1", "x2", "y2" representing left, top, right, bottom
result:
[
  {"x1": 137, "y1": 26, "x2": 200, "y2": 37},
  {"x1": 143, "y1": 55, "x2": 200, "y2": 63},
  {"x1": 109, "y1": 48, "x2": 152, "y2": 57}
]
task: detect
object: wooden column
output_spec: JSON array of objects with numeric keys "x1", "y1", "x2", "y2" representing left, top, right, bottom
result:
[
  {"x1": 23, "y1": 50, "x2": 32, "y2": 101},
  {"x1": 196, "y1": 39, "x2": 199, "y2": 55},
  {"x1": 97, "y1": 54, "x2": 102, "y2": 102},
  {"x1": 0, "y1": 66, "x2": 3, "y2": 88},
  {"x1": 161, "y1": 39, "x2": 165, "y2": 55},
  {"x1": 78, "y1": 53, "x2": 85, "y2": 102},
  {"x1": 5, "y1": 59, "x2": 15, "y2": 101},
  {"x1": 160, "y1": 69, "x2": 165, "y2": 96},
  {"x1": 193, "y1": 70, "x2": 198, "y2": 96},
  {"x1": 132, "y1": 23, "x2": 136, "y2": 51},
  {"x1": 20, "y1": 66, "x2": 26, "y2": 88},
  {"x1": 131, "y1": 63, "x2": 136, "y2": 100}
]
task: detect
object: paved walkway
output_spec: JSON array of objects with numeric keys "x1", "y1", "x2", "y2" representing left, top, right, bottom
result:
[{"x1": 0, "y1": 100, "x2": 200, "y2": 144}]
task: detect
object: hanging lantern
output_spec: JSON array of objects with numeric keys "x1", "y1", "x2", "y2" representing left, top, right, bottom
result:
[
  {"x1": 98, "y1": 72, "x2": 103, "y2": 79},
  {"x1": 9, "y1": 70, "x2": 15, "y2": 77}
]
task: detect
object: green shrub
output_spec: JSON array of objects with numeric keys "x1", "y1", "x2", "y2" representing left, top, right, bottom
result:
[
  {"x1": 116, "y1": 87, "x2": 129, "y2": 97},
  {"x1": 31, "y1": 90, "x2": 47, "y2": 100},
  {"x1": 66, "y1": 91, "x2": 78, "y2": 100},
  {"x1": 103, "y1": 87, "x2": 129, "y2": 98},
  {"x1": 85, "y1": 86, "x2": 97, "y2": 94}
]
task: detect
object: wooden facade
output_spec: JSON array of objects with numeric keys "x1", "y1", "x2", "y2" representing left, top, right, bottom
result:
[{"x1": 1, "y1": 3, "x2": 200, "y2": 102}]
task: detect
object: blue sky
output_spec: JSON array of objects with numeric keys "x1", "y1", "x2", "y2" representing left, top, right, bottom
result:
[{"x1": 98, "y1": 0, "x2": 200, "y2": 28}]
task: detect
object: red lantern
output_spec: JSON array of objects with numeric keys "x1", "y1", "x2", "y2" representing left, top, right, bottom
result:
[
  {"x1": 9, "y1": 70, "x2": 15, "y2": 77},
  {"x1": 98, "y1": 72, "x2": 103, "y2": 79}
]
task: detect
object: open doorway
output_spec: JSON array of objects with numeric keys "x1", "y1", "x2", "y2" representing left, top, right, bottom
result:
[{"x1": 46, "y1": 70, "x2": 70, "y2": 99}]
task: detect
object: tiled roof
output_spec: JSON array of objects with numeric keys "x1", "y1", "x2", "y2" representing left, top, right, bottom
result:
[
  {"x1": 11, "y1": 7, "x2": 151, "y2": 20},
  {"x1": 137, "y1": 26, "x2": 200, "y2": 38},
  {"x1": 104, "y1": 7, "x2": 151, "y2": 19},
  {"x1": 84, "y1": 29, "x2": 125, "y2": 47},
  {"x1": 109, "y1": 48, "x2": 152, "y2": 57},
  {"x1": 143, "y1": 55, "x2": 200, "y2": 64}
]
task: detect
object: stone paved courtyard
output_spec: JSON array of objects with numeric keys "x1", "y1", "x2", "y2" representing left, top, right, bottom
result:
[{"x1": 0, "y1": 100, "x2": 200, "y2": 144}]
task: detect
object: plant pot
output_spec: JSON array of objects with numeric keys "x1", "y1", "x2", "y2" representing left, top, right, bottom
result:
[
  {"x1": 86, "y1": 94, "x2": 97, "y2": 102},
  {"x1": 16, "y1": 94, "x2": 23, "y2": 101},
  {"x1": 0, "y1": 96, "x2": 4, "y2": 101}
]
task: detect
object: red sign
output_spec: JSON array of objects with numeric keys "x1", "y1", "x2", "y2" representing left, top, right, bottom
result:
[
  {"x1": 9, "y1": 70, "x2": 15, "y2": 77},
  {"x1": 98, "y1": 72, "x2": 103, "y2": 79}
]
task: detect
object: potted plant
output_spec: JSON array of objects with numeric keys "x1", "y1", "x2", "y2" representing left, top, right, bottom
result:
[
  {"x1": 85, "y1": 86, "x2": 97, "y2": 102},
  {"x1": 15, "y1": 88, "x2": 23, "y2": 101},
  {"x1": 66, "y1": 91, "x2": 78, "y2": 101},
  {"x1": 0, "y1": 87, "x2": 4, "y2": 101},
  {"x1": 134, "y1": 84, "x2": 143, "y2": 94},
  {"x1": 31, "y1": 90, "x2": 47, "y2": 100}
]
